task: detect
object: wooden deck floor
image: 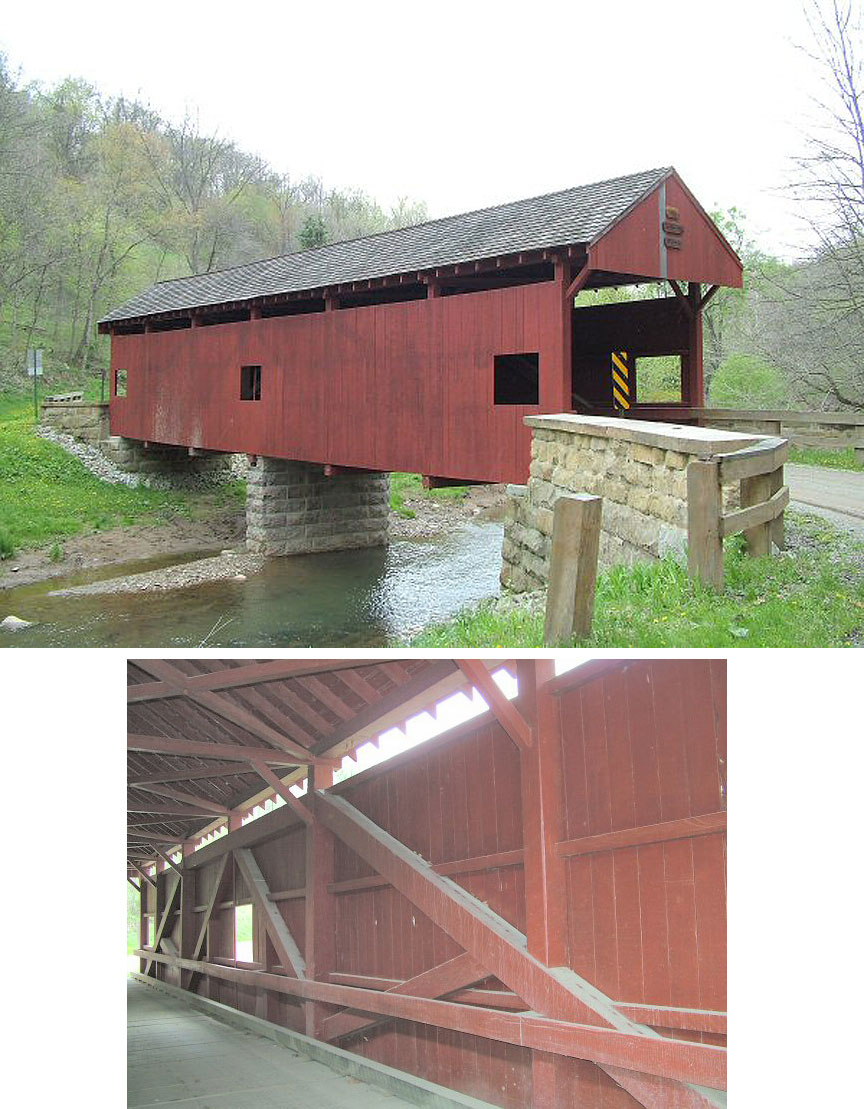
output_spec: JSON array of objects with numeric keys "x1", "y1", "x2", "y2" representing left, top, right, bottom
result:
[{"x1": 127, "y1": 978, "x2": 412, "y2": 1108}]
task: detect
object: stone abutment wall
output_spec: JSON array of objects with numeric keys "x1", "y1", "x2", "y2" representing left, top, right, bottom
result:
[
  {"x1": 502, "y1": 414, "x2": 759, "y2": 592},
  {"x1": 39, "y1": 401, "x2": 232, "y2": 487}
]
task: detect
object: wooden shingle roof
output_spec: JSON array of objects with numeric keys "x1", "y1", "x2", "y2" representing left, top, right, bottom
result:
[{"x1": 101, "y1": 166, "x2": 671, "y2": 324}]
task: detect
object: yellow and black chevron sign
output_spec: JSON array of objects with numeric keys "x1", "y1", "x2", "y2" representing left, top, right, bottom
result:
[{"x1": 611, "y1": 351, "x2": 631, "y2": 410}]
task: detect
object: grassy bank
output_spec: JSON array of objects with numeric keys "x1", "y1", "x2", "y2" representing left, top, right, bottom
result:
[
  {"x1": 390, "y1": 472, "x2": 468, "y2": 517},
  {"x1": 787, "y1": 446, "x2": 864, "y2": 472},
  {"x1": 0, "y1": 394, "x2": 240, "y2": 560},
  {"x1": 412, "y1": 513, "x2": 863, "y2": 648}
]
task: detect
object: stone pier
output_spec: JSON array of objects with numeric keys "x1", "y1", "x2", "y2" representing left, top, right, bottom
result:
[{"x1": 246, "y1": 458, "x2": 390, "y2": 555}]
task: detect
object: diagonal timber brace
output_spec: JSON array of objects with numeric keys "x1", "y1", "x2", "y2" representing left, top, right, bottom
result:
[
  {"x1": 320, "y1": 951, "x2": 487, "y2": 1042},
  {"x1": 457, "y1": 660, "x2": 532, "y2": 750},
  {"x1": 233, "y1": 848, "x2": 306, "y2": 979},
  {"x1": 184, "y1": 854, "x2": 229, "y2": 991},
  {"x1": 315, "y1": 792, "x2": 724, "y2": 1109},
  {"x1": 145, "y1": 872, "x2": 181, "y2": 976}
]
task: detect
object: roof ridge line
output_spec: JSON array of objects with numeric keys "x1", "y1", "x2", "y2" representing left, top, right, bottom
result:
[{"x1": 141, "y1": 166, "x2": 674, "y2": 290}]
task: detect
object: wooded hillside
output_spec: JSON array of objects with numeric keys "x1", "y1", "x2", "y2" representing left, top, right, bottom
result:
[{"x1": 0, "y1": 54, "x2": 425, "y2": 389}]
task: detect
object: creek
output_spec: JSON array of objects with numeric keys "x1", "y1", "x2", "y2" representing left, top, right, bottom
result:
[{"x1": 0, "y1": 521, "x2": 503, "y2": 647}]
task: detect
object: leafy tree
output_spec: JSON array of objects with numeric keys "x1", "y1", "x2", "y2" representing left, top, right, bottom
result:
[
  {"x1": 299, "y1": 213, "x2": 326, "y2": 249},
  {"x1": 709, "y1": 353, "x2": 789, "y2": 408}
]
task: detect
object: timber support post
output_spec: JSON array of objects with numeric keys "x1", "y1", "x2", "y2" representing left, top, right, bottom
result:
[
  {"x1": 304, "y1": 765, "x2": 337, "y2": 1038},
  {"x1": 687, "y1": 459, "x2": 724, "y2": 589},
  {"x1": 543, "y1": 493, "x2": 602, "y2": 645}
]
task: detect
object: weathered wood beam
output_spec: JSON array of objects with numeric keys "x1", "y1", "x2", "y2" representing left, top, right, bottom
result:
[
  {"x1": 556, "y1": 812, "x2": 727, "y2": 859},
  {"x1": 185, "y1": 853, "x2": 229, "y2": 991},
  {"x1": 668, "y1": 279, "x2": 694, "y2": 318},
  {"x1": 131, "y1": 661, "x2": 325, "y2": 763},
  {"x1": 127, "y1": 877, "x2": 141, "y2": 893},
  {"x1": 542, "y1": 659, "x2": 630, "y2": 697},
  {"x1": 154, "y1": 849, "x2": 184, "y2": 876},
  {"x1": 128, "y1": 733, "x2": 325, "y2": 766},
  {"x1": 130, "y1": 762, "x2": 256, "y2": 786},
  {"x1": 249, "y1": 761, "x2": 313, "y2": 826},
  {"x1": 128, "y1": 830, "x2": 187, "y2": 845},
  {"x1": 327, "y1": 847, "x2": 525, "y2": 895},
  {"x1": 457, "y1": 660, "x2": 532, "y2": 750},
  {"x1": 321, "y1": 952, "x2": 486, "y2": 1042},
  {"x1": 145, "y1": 873, "x2": 181, "y2": 975},
  {"x1": 234, "y1": 848, "x2": 306, "y2": 979},
  {"x1": 127, "y1": 799, "x2": 227, "y2": 817},
  {"x1": 303, "y1": 773, "x2": 336, "y2": 1037},
  {"x1": 614, "y1": 1004, "x2": 727, "y2": 1036},
  {"x1": 128, "y1": 860, "x2": 157, "y2": 889},
  {"x1": 327, "y1": 973, "x2": 527, "y2": 1012},
  {"x1": 131, "y1": 781, "x2": 232, "y2": 815},
  {"x1": 128, "y1": 659, "x2": 387, "y2": 697},
  {"x1": 564, "y1": 261, "x2": 593, "y2": 301},
  {"x1": 137, "y1": 951, "x2": 726, "y2": 1092},
  {"x1": 314, "y1": 793, "x2": 722, "y2": 1108}
]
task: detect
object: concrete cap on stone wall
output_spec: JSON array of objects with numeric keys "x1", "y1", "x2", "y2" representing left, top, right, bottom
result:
[{"x1": 524, "y1": 413, "x2": 762, "y2": 456}]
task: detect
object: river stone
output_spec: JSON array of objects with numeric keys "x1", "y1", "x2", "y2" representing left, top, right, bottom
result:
[{"x1": 1, "y1": 615, "x2": 34, "y2": 630}]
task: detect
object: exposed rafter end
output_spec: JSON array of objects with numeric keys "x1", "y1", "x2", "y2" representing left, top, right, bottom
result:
[
  {"x1": 564, "y1": 262, "x2": 593, "y2": 302},
  {"x1": 456, "y1": 660, "x2": 532, "y2": 751}
]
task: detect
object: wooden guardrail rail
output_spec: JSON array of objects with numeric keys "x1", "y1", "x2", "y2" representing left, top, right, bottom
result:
[
  {"x1": 687, "y1": 436, "x2": 789, "y2": 589},
  {"x1": 628, "y1": 406, "x2": 864, "y2": 462}
]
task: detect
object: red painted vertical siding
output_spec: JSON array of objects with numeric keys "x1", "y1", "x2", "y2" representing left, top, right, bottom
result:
[{"x1": 110, "y1": 282, "x2": 563, "y2": 484}]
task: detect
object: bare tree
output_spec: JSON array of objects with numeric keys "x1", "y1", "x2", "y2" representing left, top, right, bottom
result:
[{"x1": 778, "y1": 0, "x2": 864, "y2": 408}]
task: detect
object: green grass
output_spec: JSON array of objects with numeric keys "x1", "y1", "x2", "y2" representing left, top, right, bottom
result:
[
  {"x1": 390, "y1": 472, "x2": 470, "y2": 518},
  {"x1": 0, "y1": 395, "x2": 201, "y2": 552},
  {"x1": 412, "y1": 514, "x2": 863, "y2": 648},
  {"x1": 788, "y1": 446, "x2": 864, "y2": 472}
]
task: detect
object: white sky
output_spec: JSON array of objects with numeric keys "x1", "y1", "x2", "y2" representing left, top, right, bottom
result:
[{"x1": 2, "y1": 0, "x2": 833, "y2": 258}]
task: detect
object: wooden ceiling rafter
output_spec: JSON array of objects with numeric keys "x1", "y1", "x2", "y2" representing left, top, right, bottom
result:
[
  {"x1": 131, "y1": 659, "x2": 320, "y2": 762},
  {"x1": 127, "y1": 732, "x2": 338, "y2": 768},
  {"x1": 127, "y1": 658, "x2": 397, "y2": 701}
]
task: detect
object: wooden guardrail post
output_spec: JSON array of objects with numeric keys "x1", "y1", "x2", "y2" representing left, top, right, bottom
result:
[
  {"x1": 740, "y1": 472, "x2": 773, "y2": 556},
  {"x1": 687, "y1": 459, "x2": 724, "y2": 589},
  {"x1": 543, "y1": 494, "x2": 602, "y2": 645}
]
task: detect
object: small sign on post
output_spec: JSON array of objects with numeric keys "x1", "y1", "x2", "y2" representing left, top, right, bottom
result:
[{"x1": 26, "y1": 348, "x2": 44, "y2": 420}]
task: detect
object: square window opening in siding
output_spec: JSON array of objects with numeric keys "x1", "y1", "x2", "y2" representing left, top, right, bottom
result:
[
  {"x1": 494, "y1": 352, "x2": 539, "y2": 405},
  {"x1": 115, "y1": 369, "x2": 127, "y2": 397},
  {"x1": 240, "y1": 365, "x2": 262, "y2": 401},
  {"x1": 235, "y1": 904, "x2": 254, "y2": 962},
  {"x1": 635, "y1": 354, "x2": 682, "y2": 404}
]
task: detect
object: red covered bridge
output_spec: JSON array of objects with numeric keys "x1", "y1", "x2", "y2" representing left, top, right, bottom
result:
[{"x1": 101, "y1": 167, "x2": 742, "y2": 488}]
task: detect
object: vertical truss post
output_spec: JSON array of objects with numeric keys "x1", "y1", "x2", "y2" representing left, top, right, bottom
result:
[
  {"x1": 682, "y1": 281, "x2": 704, "y2": 405},
  {"x1": 518, "y1": 659, "x2": 570, "y2": 1108},
  {"x1": 139, "y1": 874, "x2": 149, "y2": 975},
  {"x1": 304, "y1": 765, "x2": 336, "y2": 1038},
  {"x1": 179, "y1": 863, "x2": 196, "y2": 991},
  {"x1": 546, "y1": 256, "x2": 574, "y2": 412}
]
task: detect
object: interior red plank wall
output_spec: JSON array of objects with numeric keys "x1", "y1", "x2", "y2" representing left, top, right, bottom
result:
[{"x1": 147, "y1": 660, "x2": 725, "y2": 1108}]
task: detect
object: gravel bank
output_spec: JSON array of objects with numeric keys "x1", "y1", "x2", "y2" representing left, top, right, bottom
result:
[
  {"x1": 48, "y1": 550, "x2": 265, "y2": 596},
  {"x1": 36, "y1": 425, "x2": 148, "y2": 485}
]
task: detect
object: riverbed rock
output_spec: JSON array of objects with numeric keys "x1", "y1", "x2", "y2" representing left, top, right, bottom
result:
[{"x1": 1, "y1": 615, "x2": 34, "y2": 630}]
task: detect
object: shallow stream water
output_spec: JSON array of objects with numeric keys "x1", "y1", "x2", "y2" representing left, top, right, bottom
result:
[{"x1": 1, "y1": 521, "x2": 503, "y2": 648}]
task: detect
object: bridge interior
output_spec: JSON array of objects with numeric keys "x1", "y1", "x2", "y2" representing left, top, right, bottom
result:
[{"x1": 127, "y1": 657, "x2": 727, "y2": 1109}]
